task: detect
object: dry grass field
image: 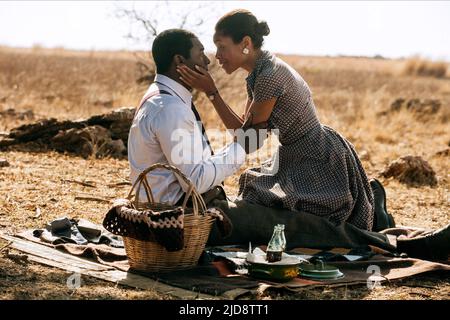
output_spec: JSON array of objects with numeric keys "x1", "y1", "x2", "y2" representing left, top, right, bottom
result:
[{"x1": 0, "y1": 46, "x2": 449, "y2": 300}]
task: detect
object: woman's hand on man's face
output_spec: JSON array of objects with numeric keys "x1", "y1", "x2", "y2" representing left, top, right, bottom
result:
[{"x1": 176, "y1": 64, "x2": 217, "y2": 94}]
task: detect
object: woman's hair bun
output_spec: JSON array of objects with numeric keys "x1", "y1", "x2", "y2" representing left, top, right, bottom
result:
[{"x1": 256, "y1": 21, "x2": 270, "y2": 36}]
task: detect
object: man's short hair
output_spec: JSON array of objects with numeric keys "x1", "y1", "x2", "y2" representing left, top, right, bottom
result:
[{"x1": 152, "y1": 29, "x2": 196, "y2": 74}]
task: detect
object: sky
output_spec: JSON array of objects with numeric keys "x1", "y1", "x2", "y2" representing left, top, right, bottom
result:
[{"x1": 1, "y1": 1, "x2": 449, "y2": 61}]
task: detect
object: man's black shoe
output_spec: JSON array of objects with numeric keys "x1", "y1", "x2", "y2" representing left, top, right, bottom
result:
[
  {"x1": 397, "y1": 224, "x2": 450, "y2": 261},
  {"x1": 370, "y1": 178, "x2": 396, "y2": 232}
]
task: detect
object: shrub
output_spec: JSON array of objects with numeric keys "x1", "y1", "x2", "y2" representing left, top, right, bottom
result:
[{"x1": 401, "y1": 57, "x2": 448, "y2": 78}]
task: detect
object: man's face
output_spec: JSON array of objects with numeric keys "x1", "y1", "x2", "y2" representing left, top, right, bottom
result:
[{"x1": 183, "y1": 37, "x2": 210, "y2": 71}]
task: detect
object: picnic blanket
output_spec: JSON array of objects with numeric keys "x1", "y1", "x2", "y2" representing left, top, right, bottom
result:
[{"x1": 14, "y1": 226, "x2": 450, "y2": 297}]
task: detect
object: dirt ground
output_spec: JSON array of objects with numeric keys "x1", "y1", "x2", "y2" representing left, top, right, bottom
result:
[{"x1": 0, "y1": 47, "x2": 449, "y2": 300}]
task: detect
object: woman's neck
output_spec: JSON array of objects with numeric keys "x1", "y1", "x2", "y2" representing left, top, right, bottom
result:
[{"x1": 242, "y1": 49, "x2": 263, "y2": 73}]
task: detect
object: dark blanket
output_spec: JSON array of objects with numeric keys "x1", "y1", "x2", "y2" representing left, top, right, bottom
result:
[{"x1": 17, "y1": 229, "x2": 450, "y2": 296}]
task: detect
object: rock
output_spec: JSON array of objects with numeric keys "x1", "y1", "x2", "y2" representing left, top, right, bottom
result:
[
  {"x1": 51, "y1": 125, "x2": 126, "y2": 159},
  {"x1": 435, "y1": 148, "x2": 449, "y2": 157},
  {"x1": 380, "y1": 155, "x2": 438, "y2": 187},
  {"x1": 109, "y1": 121, "x2": 132, "y2": 145},
  {"x1": 87, "y1": 107, "x2": 135, "y2": 146},
  {"x1": 0, "y1": 138, "x2": 15, "y2": 147},
  {"x1": 389, "y1": 98, "x2": 441, "y2": 114},
  {"x1": 0, "y1": 158, "x2": 10, "y2": 167},
  {"x1": 43, "y1": 95, "x2": 56, "y2": 103},
  {"x1": 104, "y1": 139, "x2": 126, "y2": 158},
  {"x1": 390, "y1": 98, "x2": 405, "y2": 112},
  {"x1": 87, "y1": 106, "x2": 135, "y2": 125},
  {"x1": 0, "y1": 107, "x2": 134, "y2": 157},
  {"x1": 406, "y1": 99, "x2": 440, "y2": 114},
  {"x1": 359, "y1": 150, "x2": 371, "y2": 161},
  {"x1": 9, "y1": 118, "x2": 85, "y2": 142}
]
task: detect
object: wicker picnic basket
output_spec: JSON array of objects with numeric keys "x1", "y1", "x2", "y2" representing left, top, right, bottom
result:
[{"x1": 122, "y1": 163, "x2": 215, "y2": 272}]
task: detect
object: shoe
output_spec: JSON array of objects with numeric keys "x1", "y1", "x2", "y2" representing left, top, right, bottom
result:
[
  {"x1": 370, "y1": 178, "x2": 396, "y2": 232},
  {"x1": 46, "y1": 217, "x2": 88, "y2": 245},
  {"x1": 396, "y1": 224, "x2": 450, "y2": 261}
]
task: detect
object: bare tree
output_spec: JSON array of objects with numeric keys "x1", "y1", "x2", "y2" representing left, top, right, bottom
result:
[{"x1": 114, "y1": 1, "x2": 223, "y2": 84}]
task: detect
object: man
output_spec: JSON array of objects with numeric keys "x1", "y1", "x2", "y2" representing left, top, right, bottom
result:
[{"x1": 128, "y1": 29, "x2": 246, "y2": 205}]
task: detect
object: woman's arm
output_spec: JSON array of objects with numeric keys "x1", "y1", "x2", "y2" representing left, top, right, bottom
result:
[
  {"x1": 211, "y1": 91, "x2": 276, "y2": 129},
  {"x1": 177, "y1": 64, "x2": 276, "y2": 129},
  {"x1": 244, "y1": 98, "x2": 277, "y2": 125},
  {"x1": 234, "y1": 98, "x2": 277, "y2": 154},
  {"x1": 209, "y1": 91, "x2": 245, "y2": 129}
]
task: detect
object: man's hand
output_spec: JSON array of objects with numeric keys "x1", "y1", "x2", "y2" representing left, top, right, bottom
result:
[{"x1": 176, "y1": 64, "x2": 217, "y2": 94}]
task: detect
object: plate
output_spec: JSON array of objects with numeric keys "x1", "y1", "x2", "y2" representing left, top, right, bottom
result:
[{"x1": 298, "y1": 262, "x2": 344, "y2": 280}]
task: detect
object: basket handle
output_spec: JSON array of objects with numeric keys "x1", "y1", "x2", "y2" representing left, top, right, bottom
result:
[{"x1": 127, "y1": 163, "x2": 207, "y2": 215}]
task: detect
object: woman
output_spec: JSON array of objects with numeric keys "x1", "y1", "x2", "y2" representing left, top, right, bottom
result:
[{"x1": 177, "y1": 9, "x2": 383, "y2": 231}]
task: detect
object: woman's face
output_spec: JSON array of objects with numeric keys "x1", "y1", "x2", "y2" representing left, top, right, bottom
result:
[{"x1": 213, "y1": 32, "x2": 245, "y2": 74}]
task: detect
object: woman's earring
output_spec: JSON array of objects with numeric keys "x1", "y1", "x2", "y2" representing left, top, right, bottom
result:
[{"x1": 243, "y1": 48, "x2": 249, "y2": 55}]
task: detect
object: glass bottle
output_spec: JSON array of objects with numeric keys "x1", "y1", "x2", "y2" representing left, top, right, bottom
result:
[
  {"x1": 279, "y1": 224, "x2": 286, "y2": 251},
  {"x1": 266, "y1": 224, "x2": 286, "y2": 262}
]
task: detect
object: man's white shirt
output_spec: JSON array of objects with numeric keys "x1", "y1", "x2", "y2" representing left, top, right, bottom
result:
[{"x1": 128, "y1": 74, "x2": 246, "y2": 204}]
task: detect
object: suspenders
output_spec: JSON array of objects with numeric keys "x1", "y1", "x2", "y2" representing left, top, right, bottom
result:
[
  {"x1": 134, "y1": 89, "x2": 172, "y2": 118},
  {"x1": 135, "y1": 86, "x2": 213, "y2": 155}
]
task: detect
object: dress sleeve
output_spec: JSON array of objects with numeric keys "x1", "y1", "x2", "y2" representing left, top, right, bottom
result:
[{"x1": 252, "y1": 65, "x2": 286, "y2": 103}]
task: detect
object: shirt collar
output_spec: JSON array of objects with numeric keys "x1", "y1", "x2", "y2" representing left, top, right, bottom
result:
[{"x1": 154, "y1": 74, "x2": 192, "y2": 106}]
